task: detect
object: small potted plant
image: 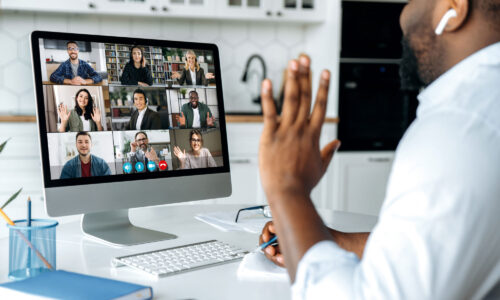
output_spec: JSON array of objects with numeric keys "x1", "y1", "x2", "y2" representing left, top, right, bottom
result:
[{"x1": 179, "y1": 88, "x2": 187, "y2": 99}]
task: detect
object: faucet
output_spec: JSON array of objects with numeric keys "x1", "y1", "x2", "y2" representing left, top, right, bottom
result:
[{"x1": 241, "y1": 54, "x2": 267, "y2": 109}]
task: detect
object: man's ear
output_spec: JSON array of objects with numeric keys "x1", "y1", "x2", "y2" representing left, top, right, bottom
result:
[{"x1": 434, "y1": 0, "x2": 469, "y2": 34}]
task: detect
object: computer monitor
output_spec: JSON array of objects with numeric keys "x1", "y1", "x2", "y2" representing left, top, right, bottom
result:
[{"x1": 30, "y1": 31, "x2": 231, "y2": 246}]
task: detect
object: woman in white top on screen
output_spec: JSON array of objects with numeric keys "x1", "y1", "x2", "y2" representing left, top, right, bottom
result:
[
  {"x1": 173, "y1": 129, "x2": 217, "y2": 169},
  {"x1": 171, "y1": 50, "x2": 215, "y2": 86},
  {"x1": 57, "y1": 88, "x2": 103, "y2": 132}
]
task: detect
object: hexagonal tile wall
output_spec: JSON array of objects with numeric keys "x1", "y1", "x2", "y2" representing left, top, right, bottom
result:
[{"x1": 0, "y1": 11, "x2": 306, "y2": 115}]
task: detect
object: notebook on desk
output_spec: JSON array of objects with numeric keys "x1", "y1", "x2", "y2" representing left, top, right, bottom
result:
[{"x1": 0, "y1": 270, "x2": 152, "y2": 299}]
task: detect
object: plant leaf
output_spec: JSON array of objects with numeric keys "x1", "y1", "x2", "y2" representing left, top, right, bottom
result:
[
  {"x1": 0, "y1": 138, "x2": 10, "y2": 154},
  {"x1": 1, "y1": 188, "x2": 22, "y2": 210}
]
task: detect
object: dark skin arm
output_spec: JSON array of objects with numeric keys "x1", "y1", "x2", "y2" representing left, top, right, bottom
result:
[
  {"x1": 258, "y1": 55, "x2": 368, "y2": 282},
  {"x1": 259, "y1": 221, "x2": 369, "y2": 267}
]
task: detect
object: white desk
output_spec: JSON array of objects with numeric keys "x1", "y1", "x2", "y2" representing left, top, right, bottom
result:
[{"x1": 0, "y1": 204, "x2": 378, "y2": 300}]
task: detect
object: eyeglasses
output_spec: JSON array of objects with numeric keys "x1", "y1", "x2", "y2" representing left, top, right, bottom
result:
[
  {"x1": 190, "y1": 97, "x2": 199, "y2": 100},
  {"x1": 235, "y1": 205, "x2": 272, "y2": 223},
  {"x1": 67, "y1": 47, "x2": 79, "y2": 51},
  {"x1": 136, "y1": 138, "x2": 147, "y2": 142},
  {"x1": 190, "y1": 138, "x2": 201, "y2": 142}
]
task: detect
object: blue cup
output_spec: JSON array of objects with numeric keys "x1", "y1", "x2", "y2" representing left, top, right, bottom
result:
[{"x1": 7, "y1": 219, "x2": 58, "y2": 280}]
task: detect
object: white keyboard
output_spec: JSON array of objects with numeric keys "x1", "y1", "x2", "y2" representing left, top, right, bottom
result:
[{"x1": 112, "y1": 240, "x2": 249, "y2": 277}]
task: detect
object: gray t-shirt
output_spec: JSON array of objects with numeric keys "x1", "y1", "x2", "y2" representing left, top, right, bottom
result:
[
  {"x1": 71, "y1": 62, "x2": 79, "y2": 78},
  {"x1": 183, "y1": 148, "x2": 217, "y2": 169}
]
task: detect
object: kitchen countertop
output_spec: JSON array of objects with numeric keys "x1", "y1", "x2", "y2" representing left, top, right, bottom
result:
[{"x1": 0, "y1": 115, "x2": 339, "y2": 123}]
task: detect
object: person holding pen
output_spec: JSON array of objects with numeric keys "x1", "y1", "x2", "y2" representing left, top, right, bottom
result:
[{"x1": 257, "y1": 0, "x2": 500, "y2": 296}]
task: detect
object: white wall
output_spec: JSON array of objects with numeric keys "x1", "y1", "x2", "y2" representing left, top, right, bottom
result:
[
  {"x1": 0, "y1": 7, "x2": 341, "y2": 223},
  {"x1": 0, "y1": 11, "x2": 332, "y2": 116}
]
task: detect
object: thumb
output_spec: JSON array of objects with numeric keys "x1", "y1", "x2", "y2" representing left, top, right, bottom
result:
[
  {"x1": 181, "y1": 112, "x2": 184, "y2": 118},
  {"x1": 207, "y1": 112, "x2": 210, "y2": 118},
  {"x1": 320, "y1": 139, "x2": 341, "y2": 173}
]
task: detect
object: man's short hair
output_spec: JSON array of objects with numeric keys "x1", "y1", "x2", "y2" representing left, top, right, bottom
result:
[
  {"x1": 189, "y1": 90, "x2": 198, "y2": 98},
  {"x1": 67, "y1": 41, "x2": 78, "y2": 47},
  {"x1": 133, "y1": 88, "x2": 147, "y2": 101},
  {"x1": 76, "y1": 131, "x2": 91, "y2": 141},
  {"x1": 135, "y1": 131, "x2": 148, "y2": 140}
]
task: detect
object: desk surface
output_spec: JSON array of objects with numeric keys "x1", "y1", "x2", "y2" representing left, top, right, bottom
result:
[{"x1": 0, "y1": 204, "x2": 377, "y2": 300}]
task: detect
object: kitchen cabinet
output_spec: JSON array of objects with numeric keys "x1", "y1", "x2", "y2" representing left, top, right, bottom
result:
[
  {"x1": 332, "y1": 151, "x2": 394, "y2": 216},
  {"x1": 215, "y1": 0, "x2": 325, "y2": 22},
  {"x1": 0, "y1": 0, "x2": 325, "y2": 23},
  {"x1": 157, "y1": 0, "x2": 216, "y2": 16}
]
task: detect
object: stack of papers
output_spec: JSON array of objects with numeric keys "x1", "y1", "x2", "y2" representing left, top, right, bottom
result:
[
  {"x1": 237, "y1": 252, "x2": 288, "y2": 282},
  {"x1": 195, "y1": 211, "x2": 269, "y2": 234}
]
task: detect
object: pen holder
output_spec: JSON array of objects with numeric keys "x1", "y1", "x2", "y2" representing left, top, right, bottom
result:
[{"x1": 7, "y1": 219, "x2": 58, "y2": 281}]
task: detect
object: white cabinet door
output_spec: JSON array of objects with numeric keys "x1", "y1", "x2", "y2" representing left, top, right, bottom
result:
[
  {"x1": 158, "y1": 0, "x2": 216, "y2": 16},
  {"x1": 216, "y1": 0, "x2": 269, "y2": 20},
  {"x1": 333, "y1": 151, "x2": 394, "y2": 216},
  {"x1": 0, "y1": 0, "x2": 90, "y2": 13},
  {"x1": 270, "y1": 0, "x2": 326, "y2": 22},
  {"x1": 95, "y1": 0, "x2": 161, "y2": 16}
]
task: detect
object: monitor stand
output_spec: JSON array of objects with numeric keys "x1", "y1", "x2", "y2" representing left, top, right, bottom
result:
[{"x1": 81, "y1": 209, "x2": 177, "y2": 246}]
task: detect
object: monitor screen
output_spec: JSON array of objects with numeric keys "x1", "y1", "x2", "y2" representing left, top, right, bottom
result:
[
  {"x1": 31, "y1": 32, "x2": 231, "y2": 236},
  {"x1": 31, "y1": 31, "x2": 229, "y2": 188}
]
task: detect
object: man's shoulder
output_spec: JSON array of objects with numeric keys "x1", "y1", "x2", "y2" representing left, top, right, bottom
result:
[
  {"x1": 63, "y1": 155, "x2": 79, "y2": 166},
  {"x1": 59, "y1": 59, "x2": 71, "y2": 67},
  {"x1": 79, "y1": 59, "x2": 91, "y2": 67},
  {"x1": 90, "y1": 154, "x2": 107, "y2": 164}
]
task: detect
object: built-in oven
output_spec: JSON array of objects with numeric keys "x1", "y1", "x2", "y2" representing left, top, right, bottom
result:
[
  {"x1": 337, "y1": 62, "x2": 419, "y2": 151},
  {"x1": 338, "y1": 1, "x2": 420, "y2": 151}
]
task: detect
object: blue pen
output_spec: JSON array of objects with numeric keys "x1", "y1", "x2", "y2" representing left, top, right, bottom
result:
[
  {"x1": 253, "y1": 235, "x2": 278, "y2": 253},
  {"x1": 27, "y1": 196, "x2": 32, "y2": 272}
]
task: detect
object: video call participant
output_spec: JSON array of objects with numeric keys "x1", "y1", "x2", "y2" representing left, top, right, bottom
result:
[
  {"x1": 173, "y1": 129, "x2": 216, "y2": 169},
  {"x1": 127, "y1": 131, "x2": 160, "y2": 173},
  {"x1": 50, "y1": 41, "x2": 102, "y2": 85},
  {"x1": 176, "y1": 90, "x2": 216, "y2": 129},
  {"x1": 171, "y1": 50, "x2": 215, "y2": 86},
  {"x1": 60, "y1": 132, "x2": 111, "y2": 179},
  {"x1": 120, "y1": 46, "x2": 153, "y2": 86},
  {"x1": 57, "y1": 88, "x2": 103, "y2": 132},
  {"x1": 125, "y1": 89, "x2": 161, "y2": 130}
]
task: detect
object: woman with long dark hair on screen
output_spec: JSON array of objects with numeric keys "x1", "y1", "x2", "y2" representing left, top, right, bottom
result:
[
  {"x1": 171, "y1": 50, "x2": 215, "y2": 86},
  {"x1": 57, "y1": 88, "x2": 103, "y2": 132},
  {"x1": 173, "y1": 129, "x2": 217, "y2": 169},
  {"x1": 120, "y1": 45, "x2": 153, "y2": 86}
]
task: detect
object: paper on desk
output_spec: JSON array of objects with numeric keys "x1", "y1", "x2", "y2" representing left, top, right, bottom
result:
[
  {"x1": 195, "y1": 211, "x2": 269, "y2": 234},
  {"x1": 237, "y1": 252, "x2": 288, "y2": 282}
]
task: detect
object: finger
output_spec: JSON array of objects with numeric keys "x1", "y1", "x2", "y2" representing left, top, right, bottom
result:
[
  {"x1": 207, "y1": 112, "x2": 210, "y2": 118},
  {"x1": 320, "y1": 139, "x2": 341, "y2": 174},
  {"x1": 310, "y1": 70, "x2": 331, "y2": 135},
  {"x1": 264, "y1": 245, "x2": 276, "y2": 256},
  {"x1": 296, "y1": 55, "x2": 312, "y2": 125},
  {"x1": 268, "y1": 222, "x2": 276, "y2": 234},
  {"x1": 280, "y1": 60, "x2": 300, "y2": 128},
  {"x1": 261, "y1": 79, "x2": 277, "y2": 136},
  {"x1": 275, "y1": 253, "x2": 285, "y2": 267}
]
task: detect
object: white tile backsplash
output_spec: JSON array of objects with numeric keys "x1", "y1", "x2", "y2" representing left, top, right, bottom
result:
[
  {"x1": 0, "y1": 32, "x2": 17, "y2": 65},
  {"x1": 4, "y1": 61, "x2": 34, "y2": 94},
  {"x1": 0, "y1": 11, "x2": 309, "y2": 114}
]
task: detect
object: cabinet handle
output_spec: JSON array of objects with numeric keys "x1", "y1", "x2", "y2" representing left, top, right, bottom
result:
[
  {"x1": 266, "y1": 11, "x2": 272, "y2": 16},
  {"x1": 162, "y1": 6, "x2": 168, "y2": 12},
  {"x1": 150, "y1": 6, "x2": 157, "y2": 11},
  {"x1": 88, "y1": 2, "x2": 96, "y2": 9},
  {"x1": 230, "y1": 159, "x2": 252, "y2": 164},
  {"x1": 276, "y1": 11, "x2": 283, "y2": 17},
  {"x1": 368, "y1": 157, "x2": 391, "y2": 163}
]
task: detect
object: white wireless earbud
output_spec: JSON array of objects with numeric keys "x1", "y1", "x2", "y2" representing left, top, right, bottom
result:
[{"x1": 435, "y1": 8, "x2": 457, "y2": 35}]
